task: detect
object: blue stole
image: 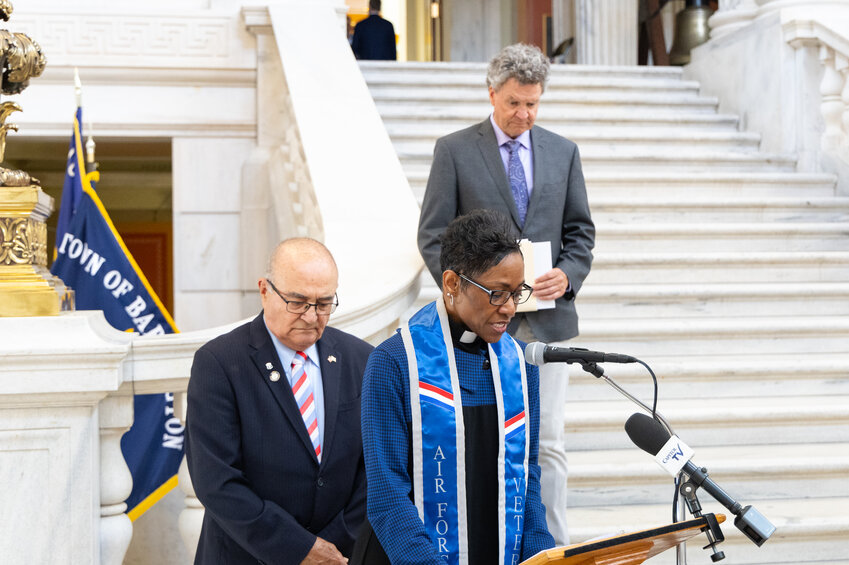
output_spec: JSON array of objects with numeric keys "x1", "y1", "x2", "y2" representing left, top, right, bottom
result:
[{"x1": 401, "y1": 300, "x2": 530, "y2": 565}]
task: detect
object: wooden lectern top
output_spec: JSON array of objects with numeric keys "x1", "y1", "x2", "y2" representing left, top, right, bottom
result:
[{"x1": 521, "y1": 514, "x2": 726, "y2": 565}]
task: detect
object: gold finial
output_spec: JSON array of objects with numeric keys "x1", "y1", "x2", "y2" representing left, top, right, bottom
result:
[{"x1": 0, "y1": 100, "x2": 19, "y2": 163}]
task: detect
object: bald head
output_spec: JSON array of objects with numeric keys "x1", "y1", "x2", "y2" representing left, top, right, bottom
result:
[
  {"x1": 260, "y1": 238, "x2": 339, "y2": 350},
  {"x1": 267, "y1": 238, "x2": 337, "y2": 279}
]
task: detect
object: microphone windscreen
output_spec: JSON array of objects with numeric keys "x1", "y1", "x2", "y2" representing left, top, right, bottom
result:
[
  {"x1": 524, "y1": 342, "x2": 546, "y2": 366},
  {"x1": 625, "y1": 413, "x2": 671, "y2": 456}
]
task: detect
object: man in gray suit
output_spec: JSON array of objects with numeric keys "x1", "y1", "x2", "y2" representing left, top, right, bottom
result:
[{"x1": 417, "y1": 43, "x2": 595, "y2": 545}]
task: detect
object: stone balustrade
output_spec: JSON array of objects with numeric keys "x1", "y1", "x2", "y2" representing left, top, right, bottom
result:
[
  {"x1": 0, "y1": 312, "x2": 135, "y2": 563},
  {"x1": 686, "y1": 1, "x2": 849, "y2": 193},
  {"x1": 784, "y1": 16, "x2": 849, "y2": 166}
]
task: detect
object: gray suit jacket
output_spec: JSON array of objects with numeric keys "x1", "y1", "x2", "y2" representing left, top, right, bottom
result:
[{"x1": 417, "y1": 118, "x2": 595, "y2": 342}]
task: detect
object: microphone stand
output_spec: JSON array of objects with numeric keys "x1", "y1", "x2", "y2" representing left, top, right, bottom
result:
[{"x1": 578, "y1": 361, "x2": 689, "y2": 565}]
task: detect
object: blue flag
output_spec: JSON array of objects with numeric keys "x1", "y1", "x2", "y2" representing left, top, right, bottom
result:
[
  {"x1": 54, "y1": 107, "x2": 85, "y2": 253},
  {"x1": 50, "y1": 108, "x2": 184, "y2": 521}
]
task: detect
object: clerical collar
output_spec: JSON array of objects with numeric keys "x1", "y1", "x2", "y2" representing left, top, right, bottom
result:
[{"x1": 447, "y1": 315, "x2": 486, "y2": 354}]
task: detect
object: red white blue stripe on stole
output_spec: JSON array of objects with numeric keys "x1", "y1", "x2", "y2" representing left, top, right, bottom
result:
[
  {"x1": 419, "y1": 382, "x2": 455, "y2": 411},
  {"x1": 504, "y1": 410, "x2": 526, "y2": 441}
]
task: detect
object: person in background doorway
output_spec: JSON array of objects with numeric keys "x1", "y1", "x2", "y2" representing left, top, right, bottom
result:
[{"x1": 351, "y1": 0, "x2": 397, "y2": 61}]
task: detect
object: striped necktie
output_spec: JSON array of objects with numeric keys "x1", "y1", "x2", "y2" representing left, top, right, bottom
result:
[{"x1": 291, "y1": 351, "x2": 321, "y2": 461}]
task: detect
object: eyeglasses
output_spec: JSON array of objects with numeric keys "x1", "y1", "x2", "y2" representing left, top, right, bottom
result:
[
  {"x1": 265, "y1": 279, "x2": 338, "y2": 316},
  {"x1": 458, "y1": 274, "x2": 533, "y2": 306}
]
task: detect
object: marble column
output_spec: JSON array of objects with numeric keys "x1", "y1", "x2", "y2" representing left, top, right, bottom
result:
[
  {"x1": 708, "y1": 0, "x2": 758, "y2": 39},
  {"x1": 575, "y1": 0, "x2": 638, "y2": 65}
]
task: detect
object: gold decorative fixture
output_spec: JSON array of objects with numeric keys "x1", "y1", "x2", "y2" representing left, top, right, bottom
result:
[{"x1": 0, "y1": 0, "x2": 73, "y2": 316}]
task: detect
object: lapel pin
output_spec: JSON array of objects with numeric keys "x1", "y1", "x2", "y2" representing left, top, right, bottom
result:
[
  {"x1": 327, "y1": 355, "x2": 337, "y2": 363},
  {"x1": 265, "y1": 362, "x2": 273, "y2": 370},
  {"x1": 269, "y1": 370, "x2": 281, "y2": 382}
]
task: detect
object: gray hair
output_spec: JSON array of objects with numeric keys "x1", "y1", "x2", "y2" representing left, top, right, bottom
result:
[{"x1": 486, "y1": 43, "x2": 550, "y2": 93}]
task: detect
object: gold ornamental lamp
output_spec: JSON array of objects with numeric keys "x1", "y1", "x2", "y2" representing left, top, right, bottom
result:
[{"x1": 0, "y1": 1, "x2": 73, "y2": 316}]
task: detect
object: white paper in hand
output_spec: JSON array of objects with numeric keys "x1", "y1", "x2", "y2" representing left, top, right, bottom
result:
[{"x1": 517, "y1": 239, "x2": 556, "y2": 312}]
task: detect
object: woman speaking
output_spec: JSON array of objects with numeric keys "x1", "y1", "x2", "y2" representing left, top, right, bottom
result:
[{"x1": 356, "y1": 209, "x2": 555, "y2": 564}]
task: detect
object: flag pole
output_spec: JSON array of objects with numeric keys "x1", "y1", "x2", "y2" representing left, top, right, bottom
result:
[{"x1": 74, "y1": 67, "x2": 82, "y2": 108}]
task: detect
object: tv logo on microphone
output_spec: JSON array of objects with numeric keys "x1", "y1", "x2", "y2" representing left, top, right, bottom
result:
[{"x1": 653, "y1": 436, "x2": 695, "y2": 476}]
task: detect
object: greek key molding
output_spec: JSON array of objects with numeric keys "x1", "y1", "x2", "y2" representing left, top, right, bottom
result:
[
  {"x1": 0, "y1": 216, "x2": 46, "y2": 266},
  {"x1": 10, "y1": 13, "x2": 248, "y2": 67}
]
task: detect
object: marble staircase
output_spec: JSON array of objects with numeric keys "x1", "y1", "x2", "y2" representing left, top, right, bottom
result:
[{"x1": 361, "y1": 61, "x2": 849, "y2": 564}]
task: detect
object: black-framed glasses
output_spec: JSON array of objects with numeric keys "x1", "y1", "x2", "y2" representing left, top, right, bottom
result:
[
  {"x1": 265, "y1": 279, "x2": 338, "y2": 316},
  {"x1": 458, "y1": 274, "x2": 533, "y2": 306}
]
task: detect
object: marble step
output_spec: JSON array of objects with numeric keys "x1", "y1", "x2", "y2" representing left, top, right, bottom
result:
[
  {"x1": 385, "y1": 123, "x2": 754, "y2": 145},
  {"x1": 377, "y1": 107, "x2": 740, "y2": 128},
  {"x1": 366, "y1": 79, "x2": 701, "y2": 98},
  {"x1": 585, "y1": 251, "x2": 849, "y2": 284},
  {"x1": 593, "y1": 222, "x2": 849, "y2": 253},
  {"x1": 562, "y1": 394, "x2": 849, "y2": 451},
  {"x1": 374, "y1": 99, "x2": 718, "y2": 119},
  {"x1": 371, "y1": 91, "x2": 720, "y2": 114},
  {"x1": 567, "y1": 497, "x2": 849, "y2": 565},
  {"x1": 400, "y1": 152, "x2": 798, "y2": 180},
  {"x1": 582, "y1": 171, "x2": 836, "y2": 197},
  {"x1": 414, "y1": 251, "x2": 849, "y2": 293},
  {"x1": 564, "y1": 353, "x2": 849, "y2": 401},
  {"x1": 567, "y1": 442, "x2": 849, "y2": 508},
  {"x1": 411, "y1": 255, "x2": 849, "y2": 306},
  {"x1": 359, "y1": 60, "x2": 688, "y2": 81},
  {"x1": 589, "y1": 196, "x2": 849, "y2": 223},
  {"x1": 574, "y1": 315, "x2": 849, "y2": 357},
  {"x1": 361, "y1": 67, "x2": 695, "y2": 92},
  {"x1": 575, "y1": 282, "x2": 849, "y2": 318},
  {"x1": 389, "y1": 130, "x2": 762, "y2": 158},
  {"x1": 404, "y1": 171, "x2": 837, "y2": 203}
]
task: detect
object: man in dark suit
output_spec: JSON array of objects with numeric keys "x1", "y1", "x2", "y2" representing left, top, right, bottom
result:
[
  {"x1": 351, "y1": 0, "x2": 396, "y2": 61},
  {"x1": 417, "y1": 43, "x2": 595, "y2": 546},
  {"x1": 185, "y1": 238, "x2": 373, "y2": 564}
]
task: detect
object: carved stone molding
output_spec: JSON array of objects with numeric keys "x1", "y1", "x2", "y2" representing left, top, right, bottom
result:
[{"x1": 11, "y1": 13, "x2": 253, "y2": 68}]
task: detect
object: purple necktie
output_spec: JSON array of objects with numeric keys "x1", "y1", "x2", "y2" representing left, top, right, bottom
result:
[{"x1": 505, "y1": 140, "x2": 529, "y2": 227}]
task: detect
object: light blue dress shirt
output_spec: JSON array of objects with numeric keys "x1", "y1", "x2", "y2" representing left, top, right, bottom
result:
[
  {"x1": 490, "y1": 114, "x2": 534, "y2": 196},
  {"x1": 264, "y1": 319, "x2": 325, "y2": 450}
]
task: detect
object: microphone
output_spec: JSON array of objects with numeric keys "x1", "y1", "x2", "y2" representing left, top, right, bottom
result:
[
  {"x1": 625, "y1": 413, "x2": 776, "y2": 547},
  {"x1": 524, "y1": 342, "x2": 638, "y2": 366}
]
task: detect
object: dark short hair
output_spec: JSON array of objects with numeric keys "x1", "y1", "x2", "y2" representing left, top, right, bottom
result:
[
  {"x1": 369, "y1": 0, "x2": 381, "y2": 11},
  {"x1": 439, "y1": 209, "x2": 522, "y2": 281}
]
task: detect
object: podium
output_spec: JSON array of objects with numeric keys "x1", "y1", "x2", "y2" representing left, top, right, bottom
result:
[{"x1": 521, "y1": 514, "x2": 726, "y2": 565}]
